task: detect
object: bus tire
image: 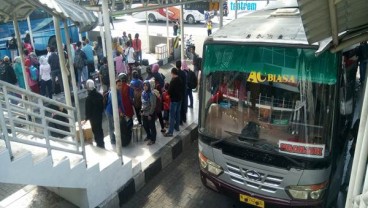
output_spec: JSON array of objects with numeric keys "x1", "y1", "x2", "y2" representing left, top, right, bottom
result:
[
  {"x1": 186, "y1": 15, "x2": 195, "y2": 24},
  {"x1": 148, "y1": 13, "x2": 157, "y2": 23}
]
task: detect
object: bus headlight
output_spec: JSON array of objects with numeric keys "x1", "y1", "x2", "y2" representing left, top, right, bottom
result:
[
  {"x1": 199, "y1": 152, "x2": 223, "y2": 176},
  {"x1": 286, "y1": 182, "x2": 327, "y2": 200}
]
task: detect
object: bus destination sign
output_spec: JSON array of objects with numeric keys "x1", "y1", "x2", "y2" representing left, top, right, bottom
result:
[{"x1": 278, "y1": 140, "x2": 325, "y2": 158}]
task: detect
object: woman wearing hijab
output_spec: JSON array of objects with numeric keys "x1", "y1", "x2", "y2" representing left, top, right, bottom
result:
[
  {"x1": 39, "y1": 56, "x2": 53, "y2": 99},
  {"x1": 141, "y1": 80, "x2": 157, "y2": 145},
  {"x1": 13, "y1": 56, "x2": 25, "y2": 89},
  {"x1": 151, "y1": 63, "x2": 165, "y2": 92}
]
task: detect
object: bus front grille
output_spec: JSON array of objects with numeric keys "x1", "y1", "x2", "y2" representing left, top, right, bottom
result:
[{"x1": 226, "y1": 163, "x2": 283, "y2": 193}]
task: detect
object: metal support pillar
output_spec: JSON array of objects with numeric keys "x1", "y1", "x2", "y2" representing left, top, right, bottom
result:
[
  {"x1": 53, "y1": 17, "x2": 73, "y2": 108},
  {"x1": 102, "y1": 0, "x2": 123, "y2": 163},
  {"x1": 346, "y1": 74, "x2": 368, "y2": 207},
  {"x1": 180, "y1": 3, "x2": 184, "y2": 61},
  {"x1": 166, "y1": 0, "x2": 170, "y2": 58},
  {"x1": 63, "y1": 20, "x2": 86, "y2": 161},
  {"x1": 26, "y1": 17, "x2": 35, "y2": 54},
  {"x1": 219, "y1": 0, "x2": 224, "y2": 28},
  {"x1": 13, "y1": 16, "x2": 29, "y2": 91}
]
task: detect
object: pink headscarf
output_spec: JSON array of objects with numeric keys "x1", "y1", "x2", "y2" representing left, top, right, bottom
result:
[
  {"x1": 152, "y1": 63, "x2": 160, "y2": 73},
  {"x1": 181, "y1": 60, "x2": 189, "y2": 71}
]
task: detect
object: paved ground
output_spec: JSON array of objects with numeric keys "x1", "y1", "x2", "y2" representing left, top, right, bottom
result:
[{"x1": 122, "y1": 139, "x2": 247, "y2": 208}]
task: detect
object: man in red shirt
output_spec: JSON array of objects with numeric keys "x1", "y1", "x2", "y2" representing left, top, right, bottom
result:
[
  {"x1": 132, "y1": 33, "x2": 142, "y2": 64},
  {"x1": 119, "y1": 73, "x2": 134, "y2": 146}
]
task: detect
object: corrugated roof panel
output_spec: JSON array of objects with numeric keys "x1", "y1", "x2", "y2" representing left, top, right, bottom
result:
[
  {"x1": 0, "y1": 0, "x2": 97, "y2": 32},
  {"x1": 298, "y1": 0, "x2": 368, "y2": 45}
]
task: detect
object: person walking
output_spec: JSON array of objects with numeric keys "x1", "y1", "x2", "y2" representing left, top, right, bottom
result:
[
  {"x1": 141, "y1": 80, "x2": 157, "y2": 145},
  {"x1": 84, "y1": 79, "x2": 105, "y2": 148},
  {"x1": 132, "y1": 33, "x2": 142, "y2": 63},
  {"x1": 206, "y1": 19, "x2": 213, "y2": 36},
  {"x1": 164, "y1": 68, "x2": 183, "y2": 137},
  {"x1": 173, "y1": 20, "x2": 179, "y2": 36},
  {"x1": 39, "y1": 56, "x2": 53, "y2": 99}
]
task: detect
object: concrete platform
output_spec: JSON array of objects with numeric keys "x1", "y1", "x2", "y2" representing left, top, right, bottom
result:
[{"x1": 0, "y1": 59, "x2": 199, "y2": 208}]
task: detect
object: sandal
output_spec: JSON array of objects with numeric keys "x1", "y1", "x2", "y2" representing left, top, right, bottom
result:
[{"x1": 147, "y1": 140, "x2": 155, "y2": 145}]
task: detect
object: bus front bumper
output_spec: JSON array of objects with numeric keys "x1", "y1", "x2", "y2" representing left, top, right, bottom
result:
[{"x1": 200, "y1": 169, "x2": 324, "y2": 208}]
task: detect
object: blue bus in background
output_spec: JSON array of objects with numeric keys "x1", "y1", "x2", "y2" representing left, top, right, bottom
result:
[{"x1": 0, "y1": 9, "x2": 81, "y2": 59}]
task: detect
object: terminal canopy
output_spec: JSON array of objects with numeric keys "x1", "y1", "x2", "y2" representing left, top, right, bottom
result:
[
  {"x1": 0, "y1": 0, "x2": 97, "y2": 32},
  {"x1": 298, "y1": 0, "x2": 368, "y2": 51}
]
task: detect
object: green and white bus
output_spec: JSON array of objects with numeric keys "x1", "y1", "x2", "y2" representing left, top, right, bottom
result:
[{"x1": 198, "y1": 1, "x2": 354, "y2": 207}]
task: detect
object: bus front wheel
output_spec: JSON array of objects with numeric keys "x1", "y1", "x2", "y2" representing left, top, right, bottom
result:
[
  {"x1": 148, "y1": 14, "x2": 157, "y2": 23},
  {"x1": 186, "y1": 15, "x2": 195, "y2": 24}
]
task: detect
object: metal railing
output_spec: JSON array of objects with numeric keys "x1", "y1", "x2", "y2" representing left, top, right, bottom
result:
[{"x1": 0, "y1": 80, "x2": 86, "y2": 162}]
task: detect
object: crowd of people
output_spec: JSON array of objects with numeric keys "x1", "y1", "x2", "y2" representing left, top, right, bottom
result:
[
  {"x1": 84, "y1": 56, "x2": 200, "y2": 148},
  {"x1": 0, "y1": 29, "x2": 202, "y2": 149}
]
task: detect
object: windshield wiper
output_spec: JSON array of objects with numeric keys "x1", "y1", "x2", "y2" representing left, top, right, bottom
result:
[
  {"x1": 210, "y1": 134, "x2": 235, "y2": 146},
  {"x1": 210, "y1": 131, "x2": 303, "y2": 167},
  {"x1": 250, "y1": 142, "x2": 303, "y2": 167}
]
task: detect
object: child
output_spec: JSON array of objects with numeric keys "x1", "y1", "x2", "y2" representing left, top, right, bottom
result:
[{"x1": 162, "y1": 82, "x2": 171, "y2": 128}]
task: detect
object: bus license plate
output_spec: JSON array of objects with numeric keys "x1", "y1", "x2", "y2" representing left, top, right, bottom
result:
[{"x1": 239, "y1": 194, "x2": 265, "y2": 208}]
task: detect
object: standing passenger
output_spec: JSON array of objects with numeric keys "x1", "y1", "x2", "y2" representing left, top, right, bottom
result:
[
  {"x1": 85, "y1": 79, "x2": 105, "y2": 148},
  {"x1": 355, "y1": 41, "x2": 368, "y2": 85},
  {"x1": 39, "y1": 56, "x2": 53, "y2": 99},
  {"x1": 82, "y1": 39, "x2": 95, "y2": 79},
  {"x1": 141, "y1": 80, "x2": 157, "y2": 145},
  {"x1": 164, "y1": 68, "x2": 183, "y2": 137},
  {"x1": 132, "y1": 33, "x2": 142, "y2": 63},
  {"x1": 13, "y1": 56, "x2": 25, "y2": 89}
]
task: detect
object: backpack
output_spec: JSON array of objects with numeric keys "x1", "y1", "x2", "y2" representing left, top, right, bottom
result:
[
  {"x1": 100, "y1": 65, "x2": 109, "y2": 85},
  {"x1": 30, "y1": 65, "x2": 39, "y2": 81},
  {"x1": 132, "y1": 87, "x2": 142, "y2": 108},
  {"x1": 187, "y1": 70, "x2": 197, "y2": 89},
  {"x1": 74, "y1": 50, "x2": 86, "y2": 69}
]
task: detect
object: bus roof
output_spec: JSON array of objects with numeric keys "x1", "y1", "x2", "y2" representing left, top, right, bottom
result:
[{"x1": 210, "y1": 7, "x2": 310, "y2": 46}]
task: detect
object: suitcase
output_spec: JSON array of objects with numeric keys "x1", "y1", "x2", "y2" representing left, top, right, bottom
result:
[{"x1": 132, "y1": 124, "x2": 143, "y2": 143}]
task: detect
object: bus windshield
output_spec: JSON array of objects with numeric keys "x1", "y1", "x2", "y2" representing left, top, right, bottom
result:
[{"x1": 200, "y1": 44, "x2": 339, "y2": 159}]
